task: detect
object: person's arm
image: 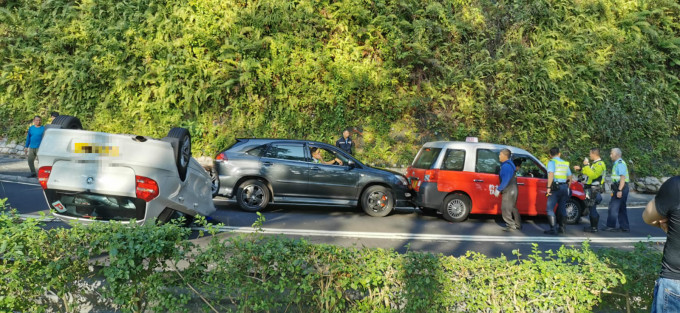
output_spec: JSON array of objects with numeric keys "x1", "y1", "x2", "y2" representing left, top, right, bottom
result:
[
  {"x1": 25, "y1": 127, "x2": 32, "y2": 150},
  {"x1": 335, "y1": 139, "x2": 341, "y2": 149},
  {"x1": 546, "y1": 161, "x2": 555, "y2": 195},
  {"x1": 643, "y1": 199, "x2": 668, "y2": 233},
  {"x1": 497, "y1": 164, "x2": 511, "y2": 192}
]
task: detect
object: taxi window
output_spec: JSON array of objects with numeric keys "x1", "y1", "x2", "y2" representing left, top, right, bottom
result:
[
  {"x1": 441, "y1": 149, "x2": 465, "y2": 171},
  {"x1": 412, "y1": 148, "x2": 442, "y2": 169},
  {"x1": 476, "y1": 149, "x2": 501, "y2": 174},
  {"x1": 513, "y1": 156, "x2": 547, "y2": 179}
]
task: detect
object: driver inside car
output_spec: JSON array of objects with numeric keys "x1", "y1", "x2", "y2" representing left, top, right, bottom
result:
[{"x1": 311, "y1": 147, "x2": 343, "y2": 165}]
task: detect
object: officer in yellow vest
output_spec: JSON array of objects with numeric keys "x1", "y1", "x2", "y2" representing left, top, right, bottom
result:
[
  {"x1": 573, "y1": 148, "x2": 607, "y2": 232},
  {"x1": 605, "y1": 148, "x2": 630, "y2": 232},
  {"x1": 544, "y1": 147, "x2": 572, "y2": 235}
]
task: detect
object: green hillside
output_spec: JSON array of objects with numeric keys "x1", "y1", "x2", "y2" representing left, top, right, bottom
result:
[{"x1": 1, "y1": 0, "x2": 679, "y2": 175}]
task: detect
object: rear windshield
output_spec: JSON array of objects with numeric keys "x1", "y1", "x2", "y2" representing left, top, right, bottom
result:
[
  {"x1": 45, "y1": 190, "x2": 146, "y2": 221},
  {"x1": 412, "y1": 148, "x2": 442, "y2": 169}
]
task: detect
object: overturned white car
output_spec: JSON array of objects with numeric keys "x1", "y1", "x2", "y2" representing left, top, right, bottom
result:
[{"x1": 36, "y1": 116, "x2": 216, "y2": 225}]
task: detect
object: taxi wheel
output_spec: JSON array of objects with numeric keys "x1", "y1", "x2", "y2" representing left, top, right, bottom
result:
[
  {"x1": 441, "y1": 194, "x2": 471, "y2": 222},
  {"x1": 236, "y1": 179, "x2": 270, "y2": 212},
  {"x1": 49, "y1": 115, "x2": 83, "y2": 130},
  {"x1": 565, "y1": 199, "x2": 583, "y2": 225},
  {"x1": 166, "y1": 127, "x2": 191, "y2": 181},
  {"x1": 361, "y1": 185, "x2": 394, "y2": 217},
  {"x1": 209, "y1": 168, "x2": 220, "y2": 198}
]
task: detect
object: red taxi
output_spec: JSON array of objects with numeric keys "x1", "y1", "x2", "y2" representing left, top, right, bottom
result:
[{"x1": 406, "y1": 140, "x2": 587, "y2": 223}]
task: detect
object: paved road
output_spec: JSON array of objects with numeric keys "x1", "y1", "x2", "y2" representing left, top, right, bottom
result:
[{"x1": 1, "y1": 179, "x2": 665, "y2": 257}]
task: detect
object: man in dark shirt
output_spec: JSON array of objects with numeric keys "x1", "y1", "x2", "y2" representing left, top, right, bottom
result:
[
  {"x1": 643, "y1": 176, "x2": 680, "y2": 312},
  {"x1": 495, "y1": 149, "x2": 520, "y2": 231},
  {"x1": 335, "y1": 129, "x2": 354, "y2": 155}
]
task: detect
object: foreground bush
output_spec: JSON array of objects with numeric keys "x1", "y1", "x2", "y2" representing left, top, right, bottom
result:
[{"x1": 0, "y1": 206, "x2": 661, "y2": 312}]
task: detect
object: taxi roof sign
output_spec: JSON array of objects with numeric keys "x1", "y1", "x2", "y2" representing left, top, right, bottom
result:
[{"x1": 465, "y1": 137, "x2": 479, "y2": 143}]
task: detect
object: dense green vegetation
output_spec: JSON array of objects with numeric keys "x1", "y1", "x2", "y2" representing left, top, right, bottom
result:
[
  {"x1": 0, "y1": 204, "x2": 661, "y2": 312},
  {"x1": 1, "y1": 0, "x2": 678, "y2": 175}
]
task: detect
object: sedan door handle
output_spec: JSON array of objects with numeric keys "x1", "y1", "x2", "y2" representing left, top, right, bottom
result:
[
  {"x1": 517, "y1": 183, "x2": 525, "y2": 186},
  {"x1": 473, "y1": 179, "x2": 484, "y2": 183}
]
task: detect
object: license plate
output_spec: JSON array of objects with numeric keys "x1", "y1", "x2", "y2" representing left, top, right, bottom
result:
[
  {"x1": 52, "y1": 200, "x2": 67, "y2": 213},
  {"x1": 411, "y1": 179, "x2": 419, "y2": 189},
  {"x1": 74, "y1": 143, "x2": 119, "y2": 156}
]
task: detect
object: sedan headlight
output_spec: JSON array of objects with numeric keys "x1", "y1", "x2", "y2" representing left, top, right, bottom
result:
[{"x1": 395, "y1": 175, "x2": 408, "y2": 186}]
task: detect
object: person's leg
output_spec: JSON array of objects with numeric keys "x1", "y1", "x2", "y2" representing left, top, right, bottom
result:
[
  {"x1": 510, "y1": 188, "x2": 521, "y2": 229},
  {"x1": 27, "y1": 148, "x2": 37, "y2": 175},
  {"x1": 500, "y1": 193, "x2": 515, "y2": 228},
  {"x1": 544, "y1": 192, "x2": 558, "y2": 234},
  {"x1": 618, "y1": 185, "x2": 630, "y2": 231},
  {"x1": 653, "y1": 277, "x2": 680, "y2": 312},
  {"x1": 556, "y1": 185, "x2": 568, "y2": 233},
  {"x1": 606, "y1": 192, "x2": 620, "y2": 229}
]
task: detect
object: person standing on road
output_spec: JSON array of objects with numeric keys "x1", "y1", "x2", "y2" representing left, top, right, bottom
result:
[
  {"x1": 544, "y1": 147, "x2": 571, "y2": 235},
  {"x1": 573, "y1": 148, "x2": 607, "y2": 232},
  {"x1": 642, "y1": 176, "x2": 680, "y2": 312},
  {"x1": 495, "y1": 149, "x2": 521, "y2": 231},
  {"x1": 335, "y1": 129, "x2": 354, "y2": 155},
  {"x1": 605, "y1": 148, "x2": 630, "y2": 232},
  {"x1": 25, "y1": 116, "x2": 45, "y2": 178}
]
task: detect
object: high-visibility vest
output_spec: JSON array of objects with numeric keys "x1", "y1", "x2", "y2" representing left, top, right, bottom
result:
[
  {"x1": 551, "y1": 158, "x2": 570, "y2": 181},
  {"x1": 611, "y1": 159, "x2": 630, "y2": 182},
  {"x1": 585, "y1": 160, "x2": 607, "y2": 185}
]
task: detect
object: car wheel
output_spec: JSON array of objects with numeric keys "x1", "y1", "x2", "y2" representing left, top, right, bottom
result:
[
  {"x1": 565, "y1": 198, "x2": 583, "y2": 225},
  {"x1": 209, "y1": 168, "x2": 220, "y2": 198},
  {"x1": 361, "y1": 185, "x2": 394, "y2": 217},
  {"x1": 236, "y1": 179, "x2": 270, "y2": 212},
  {"x1": 165, "y1": 127, "x2": 191, "y2": 181},
  {"x1": 440, "y1": 194, "x2": 471, "y2": 222},
  {"x1": 49, "y1": 115, "x2": 83, "y2": 130}
]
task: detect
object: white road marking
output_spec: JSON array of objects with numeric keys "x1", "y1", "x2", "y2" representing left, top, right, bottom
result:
[
  {"x1": 194, "y1": 226, "x2": 666, "y2": 244},
  {"x1": 0, "y1": 179, "x2": 40, "y2": 186}
]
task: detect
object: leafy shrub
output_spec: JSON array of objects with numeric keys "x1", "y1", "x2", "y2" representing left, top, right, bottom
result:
[
  {"x1": 0, "y1": 208, "x2": 664, "y2": 312},
  {"x1": 1, "y1": 0, "x2": 679, "y2": 175}
]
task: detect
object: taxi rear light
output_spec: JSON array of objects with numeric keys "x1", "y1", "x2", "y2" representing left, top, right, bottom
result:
[
  {"x1": 215, "y1": 152, "x2": 227, "y2": 162},
  {"x1": 135, "y1": 176, "x2": 159, "y2": 202},
  {"x1": 423, "y1": 169, "x2": 439, "y2": 183},
  {"x1": 38, "y1": 166, "x2": 52, "y2": 189}
]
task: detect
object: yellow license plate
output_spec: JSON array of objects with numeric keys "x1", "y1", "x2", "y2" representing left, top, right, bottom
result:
[{"x1": 74, "y1": 143, "x2": 120, "y2": 156}]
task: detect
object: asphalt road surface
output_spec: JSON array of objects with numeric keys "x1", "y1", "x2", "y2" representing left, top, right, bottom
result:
[{"x1": 1, "y1": 179, "x2": 666, "y2": 257}]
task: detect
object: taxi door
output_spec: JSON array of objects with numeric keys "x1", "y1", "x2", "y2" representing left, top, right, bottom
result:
[
  {"x1": 513, "y1": 155, "x2": 549, "y2": 215},
  {"x1": 471, "y1": 148, "x2": 502, "y2": 214}
]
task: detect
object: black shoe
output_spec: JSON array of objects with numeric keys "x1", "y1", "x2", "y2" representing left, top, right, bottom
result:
[
  {"x1": 620, "y1": 228, "x2": 630, "y2": 232},
  {"x1": 603, "y1": 227, "x2": 620, "y2": 232},
  {"x1": 583, "y1": 227, "x2": 599, "y2": 233},
  {"x1": 558, "y1": 227, "x2": 566, "y2": 234}
]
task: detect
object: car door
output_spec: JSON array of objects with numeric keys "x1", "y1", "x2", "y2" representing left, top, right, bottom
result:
[
  {"x1": 260, "y1": 143, "x2": 310, "y2": 197},
  {"x1": 513, "y1": 155, "x2": 548, "y2": 215},
  {"x1": 307, "y1": 144, "x2": 359, "y2": 200},
  {"x1": 472, "y1": 148, "x2": 502, "y2": 214}
]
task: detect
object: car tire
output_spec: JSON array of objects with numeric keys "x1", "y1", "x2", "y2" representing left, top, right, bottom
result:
[
  {"x1": 165, "y1": 127, "x2": 191, "y2": 181},
  {"x1": 565, "y1": 198, "x2": 583, "y2": 225},
  {"x1": 236, "y1": 179, "x2": 270, "y2": 212},
  {"x1": 361, "y1": 185, "x2": 394, "y2": 217},
  {"x1": 440, "y1": 193, "x2": 471, "y2": 222},
  {"x1": 48, "y1": 115, "x2": 83, "y2": 130},
  {"x1": 209, "y1": 168, "x2": 220, "y2": 198}
]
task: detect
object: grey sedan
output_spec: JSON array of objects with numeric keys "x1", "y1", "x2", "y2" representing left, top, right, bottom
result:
[{"x1": 213, "y1": 139, "x2": 412, "y2": 217}]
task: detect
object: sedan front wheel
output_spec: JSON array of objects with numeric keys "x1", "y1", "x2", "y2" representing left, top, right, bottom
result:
[
  {"x1": 236, "y1": 179, "x2": 270, "y2": 212},
  {"x1": 361, "y1": 185, "x2": 394, "y2": 217}
]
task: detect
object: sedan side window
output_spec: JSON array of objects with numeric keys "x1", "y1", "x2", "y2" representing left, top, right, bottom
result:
[
  {"x1": 476, "y1": 149, "x2": 500, "y2": 174},
  {"x1": 264, "y1": 144, "x2": 307, "y2": 162},
  {"x1": 514, "y1": 157, "x2": 547, "y2": 179},
  {"x1": 441, "y1": 149, "x2": 465, "y2": 171}
]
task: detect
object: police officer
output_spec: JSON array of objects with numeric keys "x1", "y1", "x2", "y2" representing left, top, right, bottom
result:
[
  {"x1": 573, "y1": 148, "x2": 607, "y2": 232},
  {"x1": 335, "y1": 129, "x2": 354, "y2": 155},
  {"x1": 605, "y1": 148, "x2": 630, "y2": 232},
  {"x1": 544, "y1": 147, "x2": 572, "y2": 235}
]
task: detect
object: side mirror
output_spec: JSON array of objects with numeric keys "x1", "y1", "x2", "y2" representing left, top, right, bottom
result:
[{"x1": 347, "y1": 160, "x2": 356, "y2": 168}]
